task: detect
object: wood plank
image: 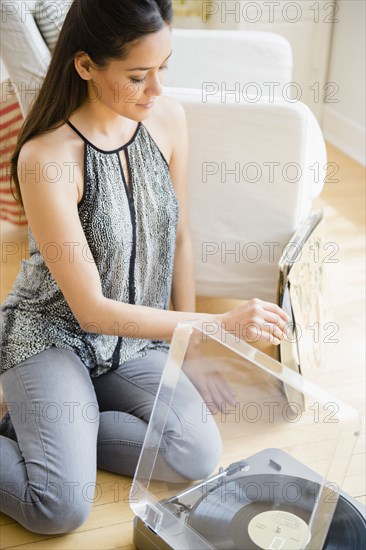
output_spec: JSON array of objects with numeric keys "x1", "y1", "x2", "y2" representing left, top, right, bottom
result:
[
  {"x1": 0, "y1": 514, "x2": 15, "y2": 527},
  {"x1": 2, "y1": 522, "x2": 134, "y2": 550},
  {"x1": 342, "y1": 474, "x2": 366, "y2": 500},
  {"x1": 1, "y1": 501, "x2": 134, "y2": 549}
]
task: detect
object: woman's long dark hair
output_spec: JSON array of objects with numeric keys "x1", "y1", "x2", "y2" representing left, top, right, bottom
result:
[{"x1": 11, "y1": 0, "x2": 173, "y2": 209}]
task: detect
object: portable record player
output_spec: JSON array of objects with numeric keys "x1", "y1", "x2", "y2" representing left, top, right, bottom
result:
[{"x1": 130, "y1": 321, "x2": 365, "y2": 549}]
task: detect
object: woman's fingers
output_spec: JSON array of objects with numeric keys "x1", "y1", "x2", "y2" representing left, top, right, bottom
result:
[
  {"x1": 195, "y1": 377, "x2": 223, "y2": 413},
  {"x1": 260, "y1": 300, "x2": 291, "y2": 323},
  {"x1": 207, "y1": 379, "x2": 225, "y2": 410},
  {"x1": 259, "y1": 329, "x2": 281, "y2": 345},
  {"x1": 245, "y1": 327, "x2": 283, "y2": 346},
  {"x1": 213, "y1": 376, "x2": 236, "y2": 406},
  {"x1": 207, "y1": 379, "x2": 236, "y2": 413},
  {"x1": 243, "y1": 318, "x2": 283, "y2": 345},
  {"x1": 260, "y1": 309, "x2": 289, "y2": 333},
  {"x1": 191, "y1": 369, "x2": 237, "y2": 414},
  {"x1": 238, "y1": 299, "x2": 291, "y2": 345}
]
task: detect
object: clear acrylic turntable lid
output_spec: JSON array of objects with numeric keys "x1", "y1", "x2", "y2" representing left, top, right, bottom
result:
[{"x1": 130, "y1": 321, "x2": 360, "y2": 550}]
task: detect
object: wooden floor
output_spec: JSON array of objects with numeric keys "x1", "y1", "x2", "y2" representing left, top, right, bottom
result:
[{"x1": 0, "y1": 142, "x2": 365, "y2": 548}]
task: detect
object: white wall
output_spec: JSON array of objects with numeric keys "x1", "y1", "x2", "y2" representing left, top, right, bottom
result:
[
  {"x1": 323, "y1": 0, "x2": 365, "y2": 166},
  {"x1": 174, "y1": 1, "x2": 365, "y2": 166},
  {"x1": 206, "y1": 0, "x2": 335, "y2": 123}
]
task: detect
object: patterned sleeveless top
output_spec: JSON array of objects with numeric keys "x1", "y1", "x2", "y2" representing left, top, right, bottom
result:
[{"x1": 1, "y1": 122, "x2": 179, "y2": 377}]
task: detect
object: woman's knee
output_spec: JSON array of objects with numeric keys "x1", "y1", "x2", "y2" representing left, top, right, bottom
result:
[
  {"x1": 185, "y1": 418, "x2": 223, "y2": 480},
  {"x1": 22, "y1": 487, "x2": 93, "y2": 535},
  {"x1": 163, "y1": 412, "x2": 223, "y2": 481}
]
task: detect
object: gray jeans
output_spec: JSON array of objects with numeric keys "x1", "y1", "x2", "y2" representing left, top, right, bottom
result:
[{"x1": 0, "y1": 346, "x2": 222, "y2": 534}]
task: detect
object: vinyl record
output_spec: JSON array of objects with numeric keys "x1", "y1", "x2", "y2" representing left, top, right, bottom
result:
[
  {"x1": 323, "y1": 494, "x2": 366, "y2": 549},
  {"x1": 187, "y1": 474, "x2": 366, "y2": 550}
]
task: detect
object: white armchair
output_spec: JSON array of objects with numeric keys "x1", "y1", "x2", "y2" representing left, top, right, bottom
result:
[
  {"x1": 164, "y1": 86, "x2": 326, "y2": 303},
  {"x1": 165, "y1": 29, "x2": 326, "y2": 303},
  {"x1": 165, "y1": 29, "x2": 327, "y2": 374}
]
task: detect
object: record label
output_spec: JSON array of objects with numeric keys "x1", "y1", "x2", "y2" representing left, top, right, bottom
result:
[{"x1": 248, "y1": 510, "x2": 311, "y2": 549}]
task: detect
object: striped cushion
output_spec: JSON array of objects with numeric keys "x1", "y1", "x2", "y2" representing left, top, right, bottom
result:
[
  {"x1": 34, "y1": 0, "x2": 70, "y2": 50},
  {"x1": 0, "y1": 80, "x2": 27, "y2": 226}
]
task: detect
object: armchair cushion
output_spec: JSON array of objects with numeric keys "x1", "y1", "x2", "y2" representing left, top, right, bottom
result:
[
  {"x1": 166, "y1": 29, "x2": 293, "y2": 94},
  {"x1": 0, "y1": 0, "x2": 69, "y2": 116},
  {"x1": 33, "y1": 0, "x2": 69, "y2": 50}
]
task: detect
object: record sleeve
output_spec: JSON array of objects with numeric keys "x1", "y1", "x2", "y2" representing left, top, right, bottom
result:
[{"x1": 130, "y1": 321, "x2": 362, "y2": 549}]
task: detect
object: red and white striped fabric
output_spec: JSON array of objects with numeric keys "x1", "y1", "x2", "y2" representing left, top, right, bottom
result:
[{"x1": 0, "y1": 80, "x2": 27, "y2": 226}]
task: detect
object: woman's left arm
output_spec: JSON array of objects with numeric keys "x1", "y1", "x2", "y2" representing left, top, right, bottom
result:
[{"x1": 168, "y1": 101, "x2": 196, "y2": 313}]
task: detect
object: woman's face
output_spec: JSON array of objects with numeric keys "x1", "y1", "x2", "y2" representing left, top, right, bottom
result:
[{"x1": 83, "y1": 25, "x2": 172, "y2": 121}]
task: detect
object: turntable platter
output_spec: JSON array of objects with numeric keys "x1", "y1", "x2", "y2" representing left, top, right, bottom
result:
[{"x1": 187, "y1": 474, "x2": 366, "y2": 549}]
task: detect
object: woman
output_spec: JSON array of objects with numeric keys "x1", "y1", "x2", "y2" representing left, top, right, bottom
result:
[{"x1": 0, "y1": 0, "x2": 290, "y2": 535}]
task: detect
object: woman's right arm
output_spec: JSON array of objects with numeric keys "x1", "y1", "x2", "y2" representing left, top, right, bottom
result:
[{"x1": 18, "y1": 140, "x2": 290, "y2": 344}]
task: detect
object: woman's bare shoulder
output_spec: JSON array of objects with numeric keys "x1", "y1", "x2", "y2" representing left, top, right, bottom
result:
[
  {"x1": 19, "y1": 122, "x2": 82, "y2": 163},
  {"x1": 154, "y1": 94, "x2": 186, "y2": 124},
  {"x1": 18, "y1": 123, "x2": 84, "y2": 203},
  {"x1": 145, "y1": 95, "x2": 187, "y2": 164}
]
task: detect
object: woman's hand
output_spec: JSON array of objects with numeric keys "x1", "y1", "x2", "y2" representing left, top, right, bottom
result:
[
  {"x1": 181, "y1": 298, "x2": 290, "y2": 413},
  {"x1": 183, "y1": 346, "x2": 237, "y2": 413},
  {"x1": 216, "y1": 298, "x2": 291, "y2": 346}
]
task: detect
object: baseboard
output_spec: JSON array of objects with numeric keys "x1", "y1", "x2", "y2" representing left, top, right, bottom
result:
[{"x1": 322, "y1": 106, "x2": 366, "y2": 167}]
